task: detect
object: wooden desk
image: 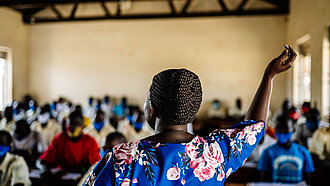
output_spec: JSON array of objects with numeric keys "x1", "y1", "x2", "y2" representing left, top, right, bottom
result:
[
  {"x1": 30, "y1": 169, "x2": 82, "y2": 186},
  {"x1": 225, "y1": 163, "x2": 330, "y2": 186}
]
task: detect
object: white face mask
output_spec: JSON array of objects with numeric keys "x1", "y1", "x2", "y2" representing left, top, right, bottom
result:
[
  {"x1": 38, "y1": 113, "x2": 50, "y2": 124},
  {"x1": 13, "y1": 111, "x2": 25, "y2": 121}
]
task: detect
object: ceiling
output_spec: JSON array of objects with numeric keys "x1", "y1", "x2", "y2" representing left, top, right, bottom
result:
[{"x1": 0, "y1": 0, "x2": 289, "y2": 24}]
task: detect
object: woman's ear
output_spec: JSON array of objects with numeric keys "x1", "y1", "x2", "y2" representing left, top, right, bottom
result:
[{"x1": 147, "y1": 103, "x2": 157, "y2": 130}]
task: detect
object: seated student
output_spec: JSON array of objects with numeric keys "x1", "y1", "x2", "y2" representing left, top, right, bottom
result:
[
  {"x1": 269, "y1": 99, "x2": 292, "y2": 127},
  {"x1": 83, "y1": 110, "x2": 115, "y2": 146},
  {"x1": 109, "y1": 115, "x2": 120, "y2": 130},
  {"x1": 0, "y1": 130, "x2": 31, "y2": 186},
  {"x1": 113, "y1": 97, "x2": 128, "y2": 118},
  {"x1": 119, "y1": 110, "x2": 154, "y2": 142},
  {"x1": 292, "y1": 108, "x2": 320, "y2": 148},
  {"x1": 101, "y1": 96, "x2": 113, "y2": 121},
  {"x1": 258, "y1": 115, "x2": 315, "y2": 184},
  {"x1": 12, "y1": 103, "x2": 25, "y2": 122},
  {"x1": 79, "y1": 132, "x2": 126, "y2": 186},
  {"x1": 74, "y1": 105, "x2": 91, "y2": 128},
  {"x1": 208, "y1": 99, "x2": 226, "y2": 119},
  {"x1": 101, "y1": 132, "x2": 127, "y2": 155},
  {"x1": 40, "y1": 111, "x2": 100, "y2": 172},
  {"x1": 12, "y1": 120, "x2": 47, "y2": 168},
  {"x1": 0, "y1": 106, "x2": 16, "y2": 134},
  {"x1": 126, "y1": 111, "x2": 155, "y2": 141},
  {"x1": 84, "y1": 97, "x2": 96, "y2": 120},
  {"x1": 55, "y1": 97, "x2": 70, "y2": 124},
  {"x1": 30, "y1": 104, "x2": 62, "y2": 145},
  {"x1": 248, "y1": 124, "x2": 277, "y2": 163},
  {"x1": 228, "y1": 98, "x2": 246, "y2": 121},
  {"x1": 309, "y1": 123, "x2": 330, "y2": 169}
]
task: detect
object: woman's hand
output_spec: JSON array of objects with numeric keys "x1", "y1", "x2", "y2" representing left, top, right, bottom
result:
[{"x1": 265, "y1": 45, "x2": 297, "y2": 78}]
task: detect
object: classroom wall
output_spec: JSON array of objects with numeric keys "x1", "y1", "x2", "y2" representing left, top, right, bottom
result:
[
  {"x1": 288, "y1": 0, "x2": 330, "y2": 115},
  {"x1": 0, "y1": 8, "x2": 30, "y2": 101},
  {"x1": 29, "y1": 15, "x2": 288, "y2": 117}
]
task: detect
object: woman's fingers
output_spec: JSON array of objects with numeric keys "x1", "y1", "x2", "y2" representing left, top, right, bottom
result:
[
  {"x1": 285, "y1": 48, "x2": 297, "y2": 63},
  {"x1": 278, "y1": 49, "x2": 289, "y2": 62},
  {"x1": 283, "y1": 48, "x2": 297, "y2": 69}
]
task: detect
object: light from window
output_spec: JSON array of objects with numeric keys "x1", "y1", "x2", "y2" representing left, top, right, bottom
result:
[
  {"x1": 322, "y1": 27, "x2": 330, "y2": 117},
  {"x1": 0, "y1": 47, "x2": 12, "y2": 110},
  {"x1": 293, "y1": 37, "x2": 312, "y2": 106}
]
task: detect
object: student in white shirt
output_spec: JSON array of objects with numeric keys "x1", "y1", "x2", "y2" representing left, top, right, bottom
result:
[
  {"x1": 0, "y1": 130, "x2": 31, "y2": 186},
  {"x1": 12, "y1": 120, "x2": 47, "y2": 168},
  {"x1": 0, "y1": 106, "x2": 15, "y2": 134},
  {"x1": 84, "y1": 110, "x2": 115, "y2": 146},
  {"x1": 30, "y1": 105, "x2": 62, "y2": 145}
]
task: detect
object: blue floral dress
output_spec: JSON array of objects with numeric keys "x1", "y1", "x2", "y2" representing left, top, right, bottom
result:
[{"x1": 84, "y1": 120, "x2": 265, "y2": 186}]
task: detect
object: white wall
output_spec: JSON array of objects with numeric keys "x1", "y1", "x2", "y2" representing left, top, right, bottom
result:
[
  {"x1": 0, "y1": 8, "x2": 30, "y2": 100},
  {"x1": 29, "y1": 15, "x2": 288, "y2": 117}
]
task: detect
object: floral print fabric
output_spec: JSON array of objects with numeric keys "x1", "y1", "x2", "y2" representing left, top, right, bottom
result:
[{"x1": 84, "y1": 120, "x2": 264, "y2": 186}]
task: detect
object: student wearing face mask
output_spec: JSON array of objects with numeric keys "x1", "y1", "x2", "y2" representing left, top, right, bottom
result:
[
  {"x1": 39, "y1": 111, "x2": 100, "y2": 172},
  {"x1": 208, "y1": 99, "x2": 226, "y2": 119},
  {"x1": 12, "y1": 103, "x2": 26, "y2": 122},
  {"x1": 292, "y1": 108, "x2": 320, "y2": 148},
  {"x1": 83, "y1": 110, "x2": 115, "y2": 147},
  {"x1": 30, "y1": 104, "x2": 62, "y2": 145},
  {"x1": 0, "y1": 106, "x2": 15, "y2": 134},
  {"x1": 258, "y1": 115, "x2": 314, "y2": 184},
  {"x1": 0, "y1": 130, "x2": 31, "y2": 186}
]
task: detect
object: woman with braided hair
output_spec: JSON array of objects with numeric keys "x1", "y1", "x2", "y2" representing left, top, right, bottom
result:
[{"x1": 84, "y1": 45, "x2": 296, "y2": 186}]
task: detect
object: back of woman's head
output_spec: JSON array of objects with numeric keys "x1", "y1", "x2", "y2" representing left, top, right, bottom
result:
[{"x1": 149, "y1": 69, "x2": 202, "y2": 126}]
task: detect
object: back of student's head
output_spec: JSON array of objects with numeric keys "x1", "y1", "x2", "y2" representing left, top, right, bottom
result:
[
  {"x1": 0, "y1": 130, "x2": 12, "y2": 146},
  {"x1": 74, "y1": 105, "x2": 82, "y2": 114},
  {"x1": 307, "y1": 108, "x2": 320, "y2": 123},
  {"x1": 104, "y1": 132, "x2": 127, "y2": 150},
  {"x1": 282, "y1": 99, "x2": 292, "y2": 111},
  {"x1": 4, "y1": 106, "x2": 13, "y2": 119},
  {"x1": 69, "y1": 111, "x2": 83, "y2": 121},
  {"x1": 275, "y1": 115, "x2": 293, "y2": 133},
  {"x1": 109, "y1": 116, "x2": 119, "y2": 129},
  {"x1": 306, "y1": 108, "x2": 320, "y2": 132},
  {"x1": 40, "y1": 104, "x2": 51, "y2": 114},
  {"x1": 149, "y1": 69, "x2": 202, "y2": 126},
  {"x1": 68, "y1": 111, "x2": 83, "y2": 127},
  {"x1": 14, "y1": 120, "x2": 31, "y2": 139},
  {"x1": 95, "y1": 110, "x2": 105, "y2": 122}
]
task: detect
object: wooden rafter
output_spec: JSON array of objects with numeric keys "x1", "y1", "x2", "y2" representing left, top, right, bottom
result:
[{"x1": 0, "y1": 0, "x2": 290, "y2": 24}]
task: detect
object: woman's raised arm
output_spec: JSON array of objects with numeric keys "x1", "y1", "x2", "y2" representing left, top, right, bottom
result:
[{"x1": 245, "y1": 45, "x2": 297, "y2": 122}]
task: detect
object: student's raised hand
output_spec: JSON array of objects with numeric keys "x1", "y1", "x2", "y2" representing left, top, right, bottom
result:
[{"x1": 265, "y1": 44, "x2": 297, "y2": 78}]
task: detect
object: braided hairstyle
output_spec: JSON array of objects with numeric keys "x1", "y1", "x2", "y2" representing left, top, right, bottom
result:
[{"x1": 149, "y1": 69, "x2": 202, "y2": 126}]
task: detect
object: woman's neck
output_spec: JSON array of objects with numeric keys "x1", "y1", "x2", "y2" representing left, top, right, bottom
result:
[
  {"x1": 154, "y1": 120, "x2": 188, "y2": 134},
  {"x1": 145, "y1": 119, "x2": 195, "y2": 143}
]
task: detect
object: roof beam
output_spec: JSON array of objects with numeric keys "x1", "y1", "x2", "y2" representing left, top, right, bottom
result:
[
  {"x1": 70, "y1": 1, "x2": 79, "y2": 19},
  {"x1": 237, "y1": 0, "x2": 249, "y2": 11},
  {"x1": 101, "y1": 1, "x2": 111, "y2": 17},
  {"x1": 3, "y1": 0, "x2": 290, "y2": 24},
  {"x1": 181, "y1": 0, "x2": 191, "y2": 14},
  {"x1": 28, "y1": 8, "x2": 288, "y2": 23},
  {"x1": 168, "y1": 0, "x2": 176, "y2": 14},
  {"x1": 51, "y1": 5, "x2": 63, "y2": 19},
  {"x1": 218, "y1": 0, "x2": 228, "y2": 12}
]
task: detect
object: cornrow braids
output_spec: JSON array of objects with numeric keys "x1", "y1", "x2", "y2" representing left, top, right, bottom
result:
[{"x1": 149, "y1": 68, "x2": 202, "y2": 126}]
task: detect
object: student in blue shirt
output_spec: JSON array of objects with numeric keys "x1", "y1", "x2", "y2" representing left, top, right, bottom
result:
[{"x1": 258, "y1": 115, "x2": 315, "y2": 184}]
